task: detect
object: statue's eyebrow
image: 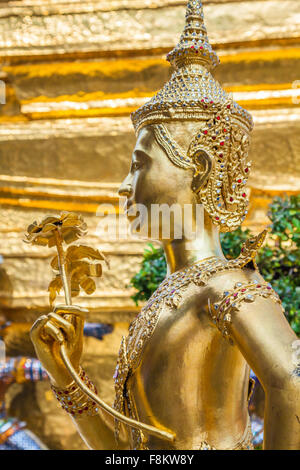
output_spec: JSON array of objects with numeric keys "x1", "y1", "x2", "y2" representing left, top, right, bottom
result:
[{"x1": 133, "y1": 148, "x2": 151, "y2": 160}]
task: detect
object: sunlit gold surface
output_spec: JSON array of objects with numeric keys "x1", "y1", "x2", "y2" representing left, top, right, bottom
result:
[
  {"x1": 30, "y1": 122, "x2": 300, "y2": 449},
  {"x1": 1, "y1": 0, "x2": 300, "y2": 450},
  {"x1": 29, "y1": 0, "x2": 300, "y2": 448},
  {"x1": 0, "y1": 1, "x2": 299, "y2": 58}
]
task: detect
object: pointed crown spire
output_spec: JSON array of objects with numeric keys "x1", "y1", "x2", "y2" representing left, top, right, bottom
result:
[
  {"x1": 130, "y1": 0, "x2": 254, "y2": 135},
  {"x1": 166, "y1": 0, "x2": 220, "y2": 70}
]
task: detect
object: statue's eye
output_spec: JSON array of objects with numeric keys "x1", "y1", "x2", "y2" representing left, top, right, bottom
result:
[{"x1": 132, "y1": 162, "x2": 141, "y2": 172}]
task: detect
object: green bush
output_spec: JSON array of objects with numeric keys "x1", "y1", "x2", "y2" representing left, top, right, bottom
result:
[
  {"x1": 257, "y1": 195, "x2": 300, "y2": 335},
  {"x1": 129, "y1": 195, "x2": 300, "y2": 335},
  {"x1": 129, "y1": 244, "x2": 167, "y2": 306}
]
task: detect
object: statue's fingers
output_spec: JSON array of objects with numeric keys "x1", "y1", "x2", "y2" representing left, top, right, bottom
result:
[
  {"x1": 54, "y1": 304, "x2": 87, "y2": 331},
  {"x1": 73, "y1": 315, "x2": 85, "y2": 343},
  {"x1": 53, "y1": 305, "x2": 87, "y2": 319},
  {"x1": 47, "y1": 312, "x2": 75, "y2": 343},
  {"x1": 43, "y1": 321, "x2": 64, "y2": 344},
  {"x1": 30, "y1": 315, "x2": 49, "y2": 343}
]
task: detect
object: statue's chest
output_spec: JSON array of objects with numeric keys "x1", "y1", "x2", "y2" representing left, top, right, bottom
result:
[
  {"x1": 112, "y1": 233, "x2": 266, "y2": 449},
  {"x1": 112, "y1": 264, "x2": 204, "y2": 448},
  {"x1": 125, "y1": 267, "x2": 197, "y2": 371},
  {"x1": 113, "y1": 267, "x2": 195, "y2": 398},
  {"x1": 112, "y1": 257, "x2": 229, "y2": 445}
]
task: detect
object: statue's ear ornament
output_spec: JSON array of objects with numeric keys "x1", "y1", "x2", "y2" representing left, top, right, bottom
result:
[
  {"x1": 188, "y1": 101, "x2": 252, "y2": 232},
  {"x1": 152, "y1": 100, "x2": 252, "y2": 232}
]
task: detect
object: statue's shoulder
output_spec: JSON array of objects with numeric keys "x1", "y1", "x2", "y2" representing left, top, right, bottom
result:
[
  {"x1": 142, "y1": 230, "x2": 269, "y2": 313},
  {"x1": 192, "y1": 229, "x2": 269, "y2": 290},
  {"x1": 197, "y1": 230, "x2": 283, "y2": 343}
]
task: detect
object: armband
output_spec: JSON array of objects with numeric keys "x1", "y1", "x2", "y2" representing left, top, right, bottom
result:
[{"x1": 210, "y1": 280, "x2": 283, "y2": 343}]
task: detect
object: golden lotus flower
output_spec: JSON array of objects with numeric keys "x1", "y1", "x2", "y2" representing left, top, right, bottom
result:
[
  {"x1": 24, "y1": 211, "x2": 109, "y2": 306},
  {"x1": 48, "y1": 245, "x2": 109, "y2": 305},
  {"x1": 24, "y1": 212, "x2": 87, "y2": 247}
]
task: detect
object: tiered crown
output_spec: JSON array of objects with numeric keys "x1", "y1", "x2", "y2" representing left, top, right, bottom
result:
[
  {"x1": 166, "y1": 0, "x2": 219, "y2": 71},
  {"x1": 131, "y1": 0, "x2": 253, "y2": 134}
]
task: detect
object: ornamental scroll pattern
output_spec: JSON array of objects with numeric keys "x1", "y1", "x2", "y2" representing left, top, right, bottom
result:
[{"x1": 209, "y1": 281, "x2": 283, "y2": 345}]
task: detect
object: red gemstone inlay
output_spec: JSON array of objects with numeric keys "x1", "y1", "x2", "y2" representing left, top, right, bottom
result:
[
  {"x1": 220, "y1": 142, "x2": 225, "y2": 146},
  {"x1": 219, "y1": 153, "x2": 223, "y2": 157},
  {"x1": 215, "y1": 217, "x2": 220, "y2": 220},
  {"x1": 233, "y1": 293, "x2": 238, "y2": 297},
  {"x1": 241, "y1": 289, "x2": 246, "y2": 292},
  {"x1": 226, "y1": 299, "x2": 230, "y2": 304},
  {"x1": 69, "y1": 401, "x2": 73, "y2": 406},
  {"x1": 245, "y1": 168, "x2": 249, "y2": 173},
  {"x1": 191, "y1": 46, "x2": 194, "y2": 49},
  {"x1": 216, "y1": 116, "x2": 220, "y2": 120},
  {"x1": 210, "y1": 101, "x2": 214, "y2": 104},
  {"x1": 237, "y1": 179, "x2": 242, "y2": 183},
  {"x1": 212, "y1": 136, "x2": 216, "y2": 140},
  {"x1": 257, "y1": 285, "x2": 261, "y2": 288},
  {"x1": 230, "y1": 197, "x2": 233, "y2": 202},
  {"x1": 203, "y1": 130, "x2": 208, "y2": 135},
  {"x1": 223, "y1": 129, "x2": 227, "y2": 132},
  {"x1": 227, "y1": 105, "x2": 231, "y2": 109},
  {"x1": 201, "y1": 99, "x2": 204, "y2": 103},
  {"x1": 200, "y1": 46, "x2": 203, "y2": 49},
  {"x1": 242, "y1": 193, "x2": 246, "y2": 197},
  {"x1": 78, "y1": 410, "x2": 83, "y2": 414}
]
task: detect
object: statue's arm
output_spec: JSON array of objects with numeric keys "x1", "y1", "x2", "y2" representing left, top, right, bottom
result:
[
  {"x1": 229, "y1": 297, "x2": 300, "y2": 450},
  {"x1": 69, "y1": 412, "x2": 129, "y2": 450}
]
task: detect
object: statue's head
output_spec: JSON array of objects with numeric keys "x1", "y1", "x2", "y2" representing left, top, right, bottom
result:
[{"x1": 119, "y1": 0, "x2": 253, "y2": 237}]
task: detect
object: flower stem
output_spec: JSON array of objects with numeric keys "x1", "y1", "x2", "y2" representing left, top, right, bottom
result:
[{"x1": 54, "y1": 229, "x2": 72, "y2": 306}]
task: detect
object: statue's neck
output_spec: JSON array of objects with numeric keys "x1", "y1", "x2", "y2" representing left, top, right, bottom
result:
[{"x1": 162, "y1": 215, "x2": 226, "y2": 275}]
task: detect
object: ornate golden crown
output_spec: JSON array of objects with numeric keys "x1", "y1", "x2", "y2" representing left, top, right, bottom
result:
[
  {"x1": 131, "y1": 0, "x2": 253, "y2": 135},
  {"x1": 131, "y1": 1, "x2": 254, "y2": 233}
]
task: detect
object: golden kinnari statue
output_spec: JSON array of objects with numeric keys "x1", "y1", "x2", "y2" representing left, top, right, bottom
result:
[{"x1": 27, "y1": 1, "x2": 299, "y2": 450}]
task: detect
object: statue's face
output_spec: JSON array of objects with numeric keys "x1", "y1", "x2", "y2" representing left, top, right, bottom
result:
[{"x1": 118, "y1": 125, "x2": 196, "y2": 239}]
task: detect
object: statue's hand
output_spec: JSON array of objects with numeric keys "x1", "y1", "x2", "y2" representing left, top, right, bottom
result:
[{"x1": 30, "y1": 305, "x2": 88, "y2": 388}]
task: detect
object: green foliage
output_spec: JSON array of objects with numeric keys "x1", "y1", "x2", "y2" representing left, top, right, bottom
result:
[
  {"x1": 129, "y1": 244, "x2": 167, "y2": 305},
  {"x1": 220, "y1": 227, "x2": 251, "y2": 259},
  {"x1": 257, "y1": 195, "x2": 300, "y2": 335},
  {"x1": 129, "y1": 195, "x2": 300, "y2": 335}
]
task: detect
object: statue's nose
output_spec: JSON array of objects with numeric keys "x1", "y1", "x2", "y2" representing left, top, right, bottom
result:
[{"x1": 118, "y1": 178, "x2": 133, "y2": 198}]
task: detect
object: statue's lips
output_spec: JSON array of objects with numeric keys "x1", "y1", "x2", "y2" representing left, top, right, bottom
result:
[{"x1": 124, "y1": 200, "x2": 134, "y2": 215}]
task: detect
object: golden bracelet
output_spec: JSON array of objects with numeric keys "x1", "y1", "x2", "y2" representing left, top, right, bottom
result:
[{"x1": 51, "y1": 367, "x2": 99, "y2": 418}]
